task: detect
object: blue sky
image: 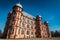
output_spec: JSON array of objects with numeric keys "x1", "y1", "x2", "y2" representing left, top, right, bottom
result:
[{"x1": 0, "y1": 0, "x2": 60, "y2": 32}]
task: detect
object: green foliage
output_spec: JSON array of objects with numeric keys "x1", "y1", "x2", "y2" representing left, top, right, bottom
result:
[{"x1": 51, "y1": 30, "x2": 60, "y2": 37}]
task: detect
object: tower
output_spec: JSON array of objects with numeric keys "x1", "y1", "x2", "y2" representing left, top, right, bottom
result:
[
  {"x1": 3, "y1": 3, "x2": 23, "y2": 38},
  {"x1": 35, "y1": 15, "x2": 42, "y2": 38},
  {"x1": 2, "y1": 2, "x2": 51, "y2": 39},
  {"x1": 44, "y1": 21, "x2": 51, "y2": 37}
]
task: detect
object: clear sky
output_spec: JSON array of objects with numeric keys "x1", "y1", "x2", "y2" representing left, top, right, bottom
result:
[{"x1": 0, "y1": 0, "x2": 60, "y2": 32}]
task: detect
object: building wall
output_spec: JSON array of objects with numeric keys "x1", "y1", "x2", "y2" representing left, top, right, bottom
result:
[{"x1": 3, "y1": 4, "x2": 51, "y2": 39}]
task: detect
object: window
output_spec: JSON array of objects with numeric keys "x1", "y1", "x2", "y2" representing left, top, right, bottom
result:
[
  {"x1": 31, "y1": 32, "x2": 33, "y2": 35},
  {"x1": 10, "y1": 27, "x2": 14, "y2": 34},
  {"x1": 31, "y1": 20, "x2": 32, "y2": 23},
  {"x1": 21, "y1": 29, "x2": 24, "y2": 35},
  {"x1": 13, "y1": 13, "x2": 16, "y2": 17},
  {"x1": 26, "y1": 18, "x2": 27, "y2": 22},
  {"x1": 31, "y1": 26, "x2": 33, "y2": 29},
  {"x1": 12, "y1": 21, "x2": 15, "y2": 25},
  {"x1": 27, "y1": 31, "x2": 29, "y2": 35},
  {"x1": 27, "y1": 25, "x2": 29, "y2": 28},
  {"x1": 22, "y1": 17, "x2": 24, "y2": 23},
  {"x1": 29, "y1": 20, "x2": 31, "y2": 23},
  {"x1": 22, "y1": 23, "x2": 24, "y2": 27},
  {"x1": 36, "y1": 27, "x2": 40, "y2": 30},
  {"x1": 27, "y1": 19, "x2": 29, "y2": 23}
]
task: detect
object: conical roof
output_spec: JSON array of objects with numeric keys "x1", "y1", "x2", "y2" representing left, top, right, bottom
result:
[{"x1": 36, "y1": 15, "x2": 42, "y2": 18}]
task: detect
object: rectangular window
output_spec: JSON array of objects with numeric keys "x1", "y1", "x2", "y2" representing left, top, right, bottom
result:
[
  {"x1": 31, "y1": 32, "x2": 33, "y2": 35},
  {"x1": 31, "y1": 26, "x2": 33, "y2": 29},
  {"x1": 12, "y1": 20, "x2": 15, "y2": 25},
  {"x1": 22, "y1": 23, "x2": 24, "y2": 27},
  {"x1": 21, "y1": 29, "x2": 24, "y2": 35},
  {"x1": 27, "y1": 25, "x2": 29, "y2": 28},
  {"x1": 27, "y1": 19, "x2": 29, "y2": 23},
  {"x1": 27, "y1": 31, "x2": 29, "y2": 35},
  {"x1": 10, "y1": 27, "x2": 14, "y2": 34}
]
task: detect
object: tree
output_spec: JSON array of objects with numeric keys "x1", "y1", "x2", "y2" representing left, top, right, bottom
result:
[
  {"x1": 51, "y1": 31, "x2": 55, "y2": 37},
  {"x1": 51, "y1": 30, "x2": 60, "y2": 37},
  {"x1": 0, "y1": 29, "x2": 2, "y2": 38}
]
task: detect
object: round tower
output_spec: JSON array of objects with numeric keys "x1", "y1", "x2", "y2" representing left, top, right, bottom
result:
[
  {"x1": 13, "y1": 3, "x2": 23, "y2": 12},
  {"x1": 6, "y1": 3, "x2": 23, "y2": 38},
  {"x1": 44, "y1": 21, "x2": 51, "y2": 37},
  {"x1": 44, "y1": 21, "x2": 48, "y2": 26},
  {"x1": 36, "y1": 15, "x2": 42, "y2": 25},
  {"x1": 35, "y1": 15, "x2": 42, "y2": 38}
]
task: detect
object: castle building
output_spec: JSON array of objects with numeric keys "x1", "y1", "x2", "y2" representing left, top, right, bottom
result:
[{"x1": 3, "y1": 3, "x2": 51, "y2": 38}]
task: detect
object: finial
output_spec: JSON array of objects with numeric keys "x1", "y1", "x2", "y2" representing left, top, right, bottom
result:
[{"x1": 14, "y1": 0, "x2": 23, "y2": 8}]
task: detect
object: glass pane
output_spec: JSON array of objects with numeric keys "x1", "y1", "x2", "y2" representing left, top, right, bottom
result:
[{"x1": 21, "y1": 29, "x2": 24, "y2": 35}]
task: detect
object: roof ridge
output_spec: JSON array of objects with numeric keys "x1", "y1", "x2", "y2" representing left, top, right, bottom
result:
[{"x1": 22, "y1": 11, "x2": 36, "y2": 19}]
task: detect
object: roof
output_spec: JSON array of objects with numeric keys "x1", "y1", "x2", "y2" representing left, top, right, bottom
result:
[
  {"x1": 22, "y1": 11, "x2": 36, "y2": 19},
  {"x1": 15, "y1": 3, "x2": 23, "y2": 8}
]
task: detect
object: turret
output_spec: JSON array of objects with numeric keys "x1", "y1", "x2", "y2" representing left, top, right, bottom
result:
[
  {"x1": 13, "y1": 3, "x2": 23, "y2": 13},
  {"x1": 35, "y1": 15, "x2": 42, "y2": 38},
  {"x1": 36, "y1": 15, "x2": 42, "y2": 20},
  {"x1": 36, "y1": 15, "x2": 42, "y2": 25},
  {"x1": 4, "y1": 3, "x2": 23, "y2": 39},
  {"x1": 44, "y1": 21, "x2": 49, "y2": 26},
  {"x1": 44, "y1": 21, "x2": 51, "y2": 37}
]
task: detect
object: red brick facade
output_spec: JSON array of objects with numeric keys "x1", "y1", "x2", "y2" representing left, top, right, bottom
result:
[{"x1": 3, "y1": 3, "x2": 51, "y2": 38}]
